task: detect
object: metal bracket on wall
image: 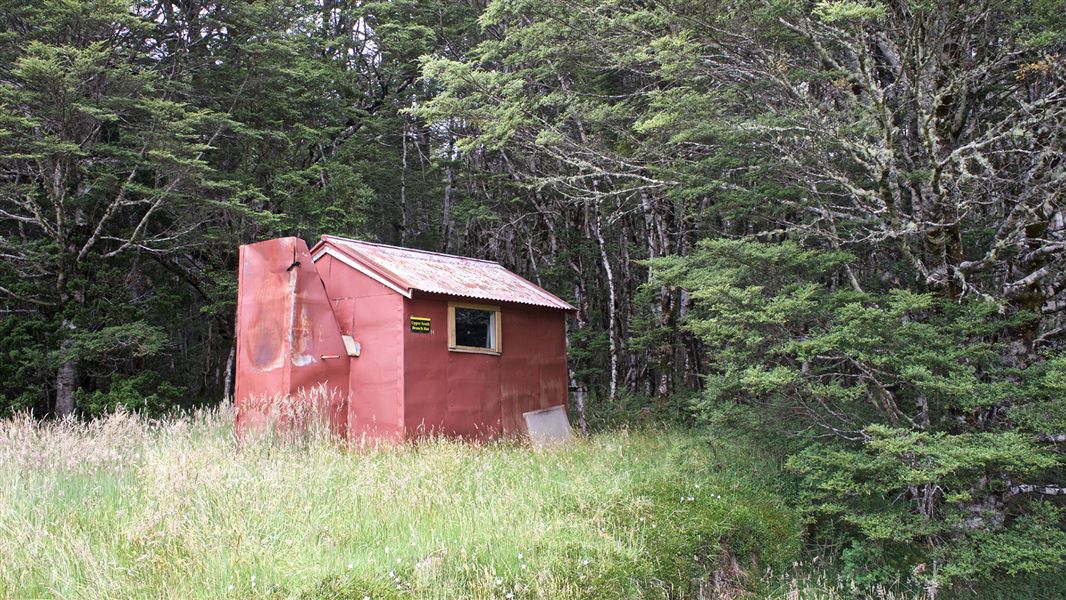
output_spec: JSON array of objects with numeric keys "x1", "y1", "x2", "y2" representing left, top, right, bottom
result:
[{"x1": 341, "y1": 335, "x2": 361, "y2": 357}]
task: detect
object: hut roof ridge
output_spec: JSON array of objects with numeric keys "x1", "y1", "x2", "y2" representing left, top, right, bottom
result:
[{"x1": 312, "y1": 235, "x2": 575, "y2": 311}]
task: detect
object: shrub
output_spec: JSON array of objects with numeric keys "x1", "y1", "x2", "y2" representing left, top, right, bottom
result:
[{"x1": 654, "y1": 239, "x2": 1066, "y2": 589}]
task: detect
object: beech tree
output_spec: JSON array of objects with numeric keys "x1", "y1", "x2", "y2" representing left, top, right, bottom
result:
[
  {"x1": 0, "y1": 1, "x2": 231, "y2": 415},
  {"x1": 419, "y1": 0, "x2": 1066, "y2": 587}
]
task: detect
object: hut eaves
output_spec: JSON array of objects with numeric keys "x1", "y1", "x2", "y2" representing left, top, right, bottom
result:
[{"x1": 310, "y1": 235, "x2": 576, "y2": 311}]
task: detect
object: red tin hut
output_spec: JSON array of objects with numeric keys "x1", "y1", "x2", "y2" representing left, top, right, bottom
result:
[{"x1": 234, "y1": 235, "x2": 574, "y2": 441}]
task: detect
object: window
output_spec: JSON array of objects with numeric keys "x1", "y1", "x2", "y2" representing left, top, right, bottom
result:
[{"x1": 448, "y1": 302, "x2": 501, "y2": 354}]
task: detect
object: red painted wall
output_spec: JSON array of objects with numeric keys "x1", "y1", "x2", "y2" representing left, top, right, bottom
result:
[
  {"x1": 499, "y1": 303, "x2": 569, "y2": 433},
  {"x1": 402, "y1": 293, "x2": 568, "y2": 440},
  {"x1": 317, "y1": 254, "x2": 406, "y2": 441},
  {"x1": 313, "y1": 256, "x2": 569, "y2": 442},
  {"x1": 401, "y1": 296, "x2": 450, "y2": 435}
]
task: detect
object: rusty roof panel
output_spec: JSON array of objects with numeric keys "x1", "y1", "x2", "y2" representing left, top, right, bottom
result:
[{"x1": 313, "y1": 236, "x2": 575, "y2": 311}]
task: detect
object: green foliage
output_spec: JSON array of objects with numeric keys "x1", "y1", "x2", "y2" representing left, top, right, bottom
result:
[
  {"x1": 1010, "y1": 0, "x2": 1066, "y2": 46},
  {"x1": 73, "y1": 372, "x2": 185, "y2": 417},
  {"x1": 580, "y1": 390, "x2": 700, "y2": 432},
  {"x1": 656, "y1": 240, "x2": 1066, "y2": 587},
  {"x1": 790, "y1": 427, "x2": 1063, "y2": 582},
  {"x1": 812, "y1": 1, "x2": 887, "y2": 23},
  {"x1": 69, "y1": 323, "x2": 167, "y2": 363},
  {"x1": 1, "y1": 0, "x2": 1064, "y2": 594},
  {"x1": 0, "y1": 315, "x2": 51, "y2": 416},
  {"x1": 299, "y1": 574, "x2": 399, "y2": 600}
]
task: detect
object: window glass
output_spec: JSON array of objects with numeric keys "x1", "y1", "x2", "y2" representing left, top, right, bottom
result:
[{"x1": 454, "y1": 307, "x2": 494, "y2": 349}]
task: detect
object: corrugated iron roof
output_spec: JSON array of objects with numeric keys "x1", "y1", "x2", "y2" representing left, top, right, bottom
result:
[{"x1": 311, "y1": 235, "x2": 576, "y2": 311}]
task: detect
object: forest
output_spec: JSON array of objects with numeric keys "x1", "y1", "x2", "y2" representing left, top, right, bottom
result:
[{"x1": 1, "y1": 0, "x2": 1064, "y2": 596}]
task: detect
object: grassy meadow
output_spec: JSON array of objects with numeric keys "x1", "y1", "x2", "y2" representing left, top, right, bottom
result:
[{"x1": 0, "y1": 407, "x2": 804, "y2": 599}]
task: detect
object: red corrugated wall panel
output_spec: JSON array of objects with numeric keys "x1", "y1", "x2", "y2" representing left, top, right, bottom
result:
[
  {"x1": 317, "y1": 254, "x2": 406, "y2": 442},
  {"x1": 402, "y1": 294, "x2": 568, "y2": 441},
  {"x1": 402, "y1": 297, "x2": 449, "y2": 435},
  {"x1": 500, "y1": 304, "x2": 568, "y2": 431}
]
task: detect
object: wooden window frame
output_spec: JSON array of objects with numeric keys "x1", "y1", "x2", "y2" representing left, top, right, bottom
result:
[{"x1": 448, "y1": 301, "x2": 502, "y2": 355}]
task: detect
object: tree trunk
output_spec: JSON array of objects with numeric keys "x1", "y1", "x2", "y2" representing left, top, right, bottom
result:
[
  {"x1": 571, "y1": 384, "x2": 589, "y2": 437},
  {"x1": 223, "y1": 336, "x2": 236, "y2": 401},
  {"x1": 399, "y1": 117, "x2": 411, "y2": 245},
  {"x1": 641, "y1": 193, "x2": 674, "y2": 401},
  {"x1": 441, "y1": 131, "x2": 456, "y2": 252},
  {"x1": 55, "y1": 323, "x2": 76, "y2": 417},
  {"x1": 591, "y1": 201, "x2": 619, "y2": 401}
]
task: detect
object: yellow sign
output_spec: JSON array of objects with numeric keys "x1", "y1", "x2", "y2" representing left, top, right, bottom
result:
[{"x1": 410, "y1": 316, "x2": 431, "y2": 333}]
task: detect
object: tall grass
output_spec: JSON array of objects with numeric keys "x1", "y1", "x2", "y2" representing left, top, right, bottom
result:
[
  {"x1": 757, "y1": 560, "x2": 930, "y2": 600},
  {"x1": 0, "y1": 406, "x2": 800, "y2": 599}
]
